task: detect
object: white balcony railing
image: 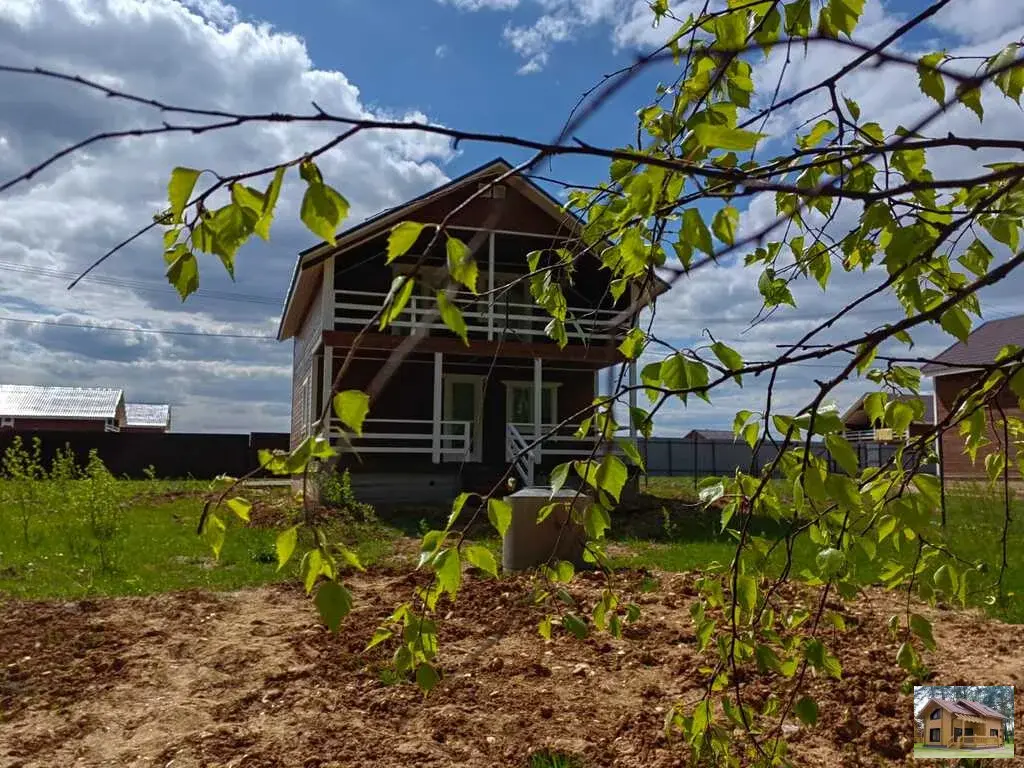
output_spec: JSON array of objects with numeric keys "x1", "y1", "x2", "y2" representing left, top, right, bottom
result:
[
  {"x1": 842, "y1": 428, "x2": 907, "y2": 443},
  {"x1": 330, "y1": 418, "x2": 472, "y2": 460},
  {"x1": 334, "y1": 289, "x2": 627, "y2": 342}
]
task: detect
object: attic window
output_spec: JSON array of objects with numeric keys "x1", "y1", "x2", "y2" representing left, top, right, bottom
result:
[
  {"x1": 930, "y1": 708, "x2": 942, "y2": 720},
  {"x1": 477, "y1": 182, "x2": 506, "y2": 199}
]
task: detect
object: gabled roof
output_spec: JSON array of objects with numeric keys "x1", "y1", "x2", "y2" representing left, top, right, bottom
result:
[
  {"x1": 924, "y1": 697, "x2": 1007, "y2": 721},
  {"x1": 0, "y1": 384, "x2": 124, "y2": 420},
  {"x1": 276, "y1": 157, "x2": 671, "y2": 340},
  {"x1": 125, "y1": 403, "x2": 171, "y2": 429},
  {"x1": 921, "y1": 313, "x2": 1024, "y2": 377}
]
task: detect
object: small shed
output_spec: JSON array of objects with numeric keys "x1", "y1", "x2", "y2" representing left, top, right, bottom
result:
[{"x1": 124, "y1": 403, "x2": 172, "y2": 433}]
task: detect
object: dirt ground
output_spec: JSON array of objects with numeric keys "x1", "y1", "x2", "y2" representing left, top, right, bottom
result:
[{"x1": 2, "y1": 566, "x2": 1022, "y2": 768}]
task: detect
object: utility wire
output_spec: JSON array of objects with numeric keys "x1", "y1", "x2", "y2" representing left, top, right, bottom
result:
[{"x1": 0, "y1": 315, "x2": 277, "y2": 341}]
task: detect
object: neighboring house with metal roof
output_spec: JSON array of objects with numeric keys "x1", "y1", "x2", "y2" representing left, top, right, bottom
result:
[
  {"x1": 124, "y1": 403, "x2": 172, "y2": 433},
  {"x1": 918, "y1": 697, "x2": 1007, "y2": 748},
  {"x1": 920, "y1": 314, "x2": 1024, "y2": 481},
  {"x1": 0, "y1": 384, "x2": 126, "y2": 432}
]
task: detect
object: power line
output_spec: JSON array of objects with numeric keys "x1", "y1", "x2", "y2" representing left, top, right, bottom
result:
[
  {"x1": 0, "y1": 261, "x2": 282, "y2": 306},
  {"x1": 0, "y1": 315, "x2": 278, "y2": 341}
]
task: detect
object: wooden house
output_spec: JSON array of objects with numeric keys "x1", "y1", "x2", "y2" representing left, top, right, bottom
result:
[
  {"x1": 919, "y1": 698, "x2": 1007, "y2": 749},
  {"x1": 921, "y1": 314, "x2": 1024, "y2": 480},
  {"x1": 277, "y1": 158, "x2": 665, "y2": 503}
]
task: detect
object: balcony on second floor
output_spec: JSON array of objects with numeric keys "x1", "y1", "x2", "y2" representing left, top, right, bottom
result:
[{"x1": 333, "y1": 287, "x2": 629, "y2": 345}]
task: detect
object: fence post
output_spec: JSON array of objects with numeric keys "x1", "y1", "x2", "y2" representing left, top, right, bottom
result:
[
  {"x1": 692, "y1": 435, "x2": 698, "y2": 488},
  {"x1": 710, "y1": 440, "x2": 717, "y2": 477},
  {"x1": 667, "y1": 438, "x2": 674, "y2": 477}
]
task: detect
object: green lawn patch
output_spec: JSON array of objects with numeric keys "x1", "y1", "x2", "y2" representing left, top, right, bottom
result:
[
  {"x1": 913, "y1": 744, "x2": 1015, "y2": 759},
  {"x1": 0, "y1": 480, "x2": 404, "y2": 600}
]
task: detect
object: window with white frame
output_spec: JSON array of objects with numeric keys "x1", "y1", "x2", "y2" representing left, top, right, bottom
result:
[
  {"x1": 1, "y1": 417, "x2": 13, "y2": 428},
  {"x1": 505, "y1": 382, "x2": 558, "y2": 429}
]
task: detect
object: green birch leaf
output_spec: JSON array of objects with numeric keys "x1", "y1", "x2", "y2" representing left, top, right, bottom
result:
[
  {"x1": 276, "y1": 525, "x2": 299, "y2": 571},
  {"x1": 795, "y1": 696, "x2": 819, "y2": 726},
  {"x1": 712, "y1": 206, "x2": 739, "y2": 246},
  {"x1": 446, "y1": 236, "x2": 479, "y2": 293},
  {"x1": 434, "y1": 548, "x2": 462, "y2": 598},
  {"x1": 693, "y1": 124, "x2": 765, "y2": 151},
  {"x1": 464, "y1": 544, "x2": 498, "y2": 577},
  {"x1": 168, "y1": 167, "x2": 201, "y2": 224},
  {"x1": 825, "y1": 434, "x2": 859, "y2": 475},
  {"x1": 909, "y1": 613, "x2": 936, "y2": 651},
  {"x1": 334, "y1": 390, "x2": 370, "y2": 437},
  {"x1": 917, "y1": 53, "x2": 945, "y2": 105},
  {"x1": 416, "y1": 662, "x2": 440, "y2": 692},
  {"x1": 437, "y1": 292, "x2": 469, "y2": 345},
  {"x1": 682, "y1": 208, "x2": 714, "y2": 256},
  {"x1": 314, "y1": 581, "x2": 352, "y2": 633},
  {"x1": 226, "y1": 497, "x2": 251, "y2": 522},
  {"x1": 487, "y1": 497, "x2": 513, "y2": 537},
  {"x1": 387, "y1": 221, "x2": 426, "y2": 263}
]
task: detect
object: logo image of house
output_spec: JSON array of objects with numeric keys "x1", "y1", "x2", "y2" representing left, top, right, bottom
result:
[{"x1": 918, "y1": 697, "x2": 1008, "y2": 749}]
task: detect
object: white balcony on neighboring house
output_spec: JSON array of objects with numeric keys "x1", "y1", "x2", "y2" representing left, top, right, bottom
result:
[{"x1": 842, "y1": 428, "x2": 907, "y2": 443}]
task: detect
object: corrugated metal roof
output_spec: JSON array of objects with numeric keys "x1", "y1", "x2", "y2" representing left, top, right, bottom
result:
[
  {"x1": 125, "y1": 403, "x2": 171, "y2": 428},
  {"x1": 921, "y1": 313, "x2": 1024, "y2": 376},
  {"x1": 0, "y1": 384, "x2": 123, "y2": 419}
]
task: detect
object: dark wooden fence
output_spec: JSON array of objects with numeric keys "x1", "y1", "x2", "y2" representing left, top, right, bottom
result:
[
  {"x1": 0, "y1": 431, "x2": 290, "y2": 479},
  {"x1": 639, "y1": 436, "x2": 936, "y2": 477}
]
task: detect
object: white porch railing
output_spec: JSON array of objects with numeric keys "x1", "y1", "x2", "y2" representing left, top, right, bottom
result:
[
  {"x1": 335, "y1": 289, "x2": 627, "y2": 342},
  {"x1": 330, "y1": 418, "x2": 472, "y2": 460}
]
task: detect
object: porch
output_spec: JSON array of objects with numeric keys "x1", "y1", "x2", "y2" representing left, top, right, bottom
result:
[
  {"x1": 946, "y1": 716, "x2": 1002, "y2": 748},
  {"x1": 319, "y1": 350, "x2": 638, "y2": 487}
]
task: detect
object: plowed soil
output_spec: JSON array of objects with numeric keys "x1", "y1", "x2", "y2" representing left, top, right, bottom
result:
[{"x1": 2, "y1": 567, "x2": 1022, "y2": 767}]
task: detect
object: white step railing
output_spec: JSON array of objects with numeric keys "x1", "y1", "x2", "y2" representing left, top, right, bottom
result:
[
  {"x1": 505, "y1": 424, "x2": 534, "y2": 487},
  {"x1": 334, "y1": 289, "x2": 626, "y2": 342},
  {"x1": 330, "y1": 418, "x2": 471, "y2": 460},
  {"x1": 508, "y1": 422, "x2": 601, "y2": 457}
]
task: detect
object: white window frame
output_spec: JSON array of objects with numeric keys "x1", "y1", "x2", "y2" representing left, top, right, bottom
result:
[
  {"x1": 504, "y1": 381, "x2": 560, "y2": 428},
  {"x1": 1, "y1": 416, "x2": 13, "y2": 428},
  {"x1": 301, "y1": 372, "x2": 313, "y2": 437}
]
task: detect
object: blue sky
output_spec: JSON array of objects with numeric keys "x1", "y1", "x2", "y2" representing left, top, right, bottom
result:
[{"x1": 0, "y1": 0, "x2": 1022, "y2": 434}]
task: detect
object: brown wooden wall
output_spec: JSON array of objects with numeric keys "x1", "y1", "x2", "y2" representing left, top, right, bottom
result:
[
  {"x1": 935, "y1": 373, "x2": 1023, "y2": 480},
  {"x1": 290, "y1": 287, "x2": 324, "y2": 448}
]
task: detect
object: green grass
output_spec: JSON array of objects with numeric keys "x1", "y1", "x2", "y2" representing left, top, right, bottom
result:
[
  {"x1": 528, "y1": 749, "x2": 583, "y2": 768},
  {"x1": 0, "y1": 481, "x2": 404, "y2": 600},
  {"x1": 617, "y1": 476, "x2": 1024, "y2": 623},
  {"x1": 913, "y1": 744, "x2": 1015, "y2": 759}
]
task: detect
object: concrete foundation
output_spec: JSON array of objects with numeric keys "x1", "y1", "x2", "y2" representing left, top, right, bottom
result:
[{"x1": 502, "y1": 487, "x2": 590, "y2": 572}]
